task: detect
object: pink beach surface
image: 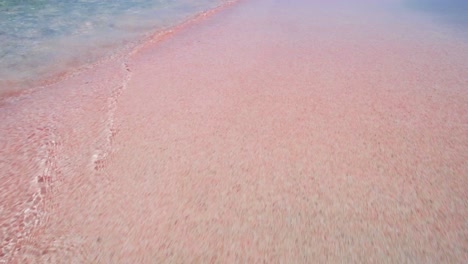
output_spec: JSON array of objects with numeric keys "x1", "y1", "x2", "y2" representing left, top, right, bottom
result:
[{"x1": 1, "y1": 0, "x2": 467, "y2": 262}]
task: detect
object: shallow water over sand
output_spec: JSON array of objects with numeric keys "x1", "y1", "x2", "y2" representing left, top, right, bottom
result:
[
  {"x1": 403, "y1": 0, "x2": 468, "y2": 30},
  {"x1": 0, "y1": 0, "x2": 467, "y2": 263},
  {"x1": 0, "y1": 0, "x2": 229, "y2": 92}
]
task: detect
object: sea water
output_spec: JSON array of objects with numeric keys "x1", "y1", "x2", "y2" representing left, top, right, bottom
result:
[
  {"x1": 1, "y1": 0, "x2": 466, "y2": 93},
  {"x1": 403, "y1": 0, "x2": 468, "y2": 30},
  {"x1": 0, "y1": 0, "x2": 229, "y2": 91}
]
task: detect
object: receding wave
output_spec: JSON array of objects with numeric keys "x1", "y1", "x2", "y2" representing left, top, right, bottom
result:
[{"x1": 0, "y1": 0, "x2": 231, "y2": 93}]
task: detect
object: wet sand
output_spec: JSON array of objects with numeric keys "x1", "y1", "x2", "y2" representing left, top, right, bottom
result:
[{"x1": 1, "y1": 0, "x2": 467, "y2": 262}]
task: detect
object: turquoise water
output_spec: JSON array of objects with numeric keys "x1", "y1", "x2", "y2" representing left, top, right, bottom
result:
[
  {"x1": 404, "y1": 0, "x2": 468, "y2": 30},
  {"x1": 0, "y1": 0, "x2": 228, "y2": 89},
  {"x1": 1, "y1": 0, "x2": 466, "y2": 91}
]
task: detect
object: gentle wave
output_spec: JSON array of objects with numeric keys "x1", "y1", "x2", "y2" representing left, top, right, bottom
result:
[{"x1": 0, "y1": 0, "x2": 229, "y2": 92}]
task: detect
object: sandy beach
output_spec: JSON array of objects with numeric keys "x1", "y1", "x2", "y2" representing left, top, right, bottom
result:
[{"x1": 1, "y1": 0, "x2": 467, "y2": 262}]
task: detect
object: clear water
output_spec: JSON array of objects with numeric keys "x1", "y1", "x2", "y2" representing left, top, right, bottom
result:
[
  {"x1": 0, "y1": 0, "x2": 228, "y2": 90},
  {"x1": 403, "y1": 0, "x2": 468, "y2": 33}
]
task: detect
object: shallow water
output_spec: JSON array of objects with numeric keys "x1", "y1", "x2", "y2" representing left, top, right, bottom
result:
[
  {"x1": 1, "y1": 0, "x2": 466, "y2": 93},
  {"x1": 0, "y1": 0, "x2": 228, "y2": 91},
  {"x1": 0, "y1": 0, "x2": 467, "y2": 263},
  {"x1": 403, "y1": 0, "x2": 468, "y2": 29}
]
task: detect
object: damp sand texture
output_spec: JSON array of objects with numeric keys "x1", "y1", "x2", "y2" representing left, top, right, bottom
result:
[{"x1": 1, "y1": 0, "x2": 468, "y2": 263}]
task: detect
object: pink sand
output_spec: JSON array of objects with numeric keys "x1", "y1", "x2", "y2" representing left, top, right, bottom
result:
[{"x1": 1, "y1": 0, "x2": 467, "y2": 262}]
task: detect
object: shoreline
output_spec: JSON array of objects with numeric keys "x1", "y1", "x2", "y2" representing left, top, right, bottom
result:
[
  {"x1": 1, "y1": 0, "x2": 467, "y2": 262},
  {"x1": 0, "y1": 0, "x2": 239, "y2": 104},
  {"x1": 0, "y1": 2, "x2": 242, "y2": 262}
]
